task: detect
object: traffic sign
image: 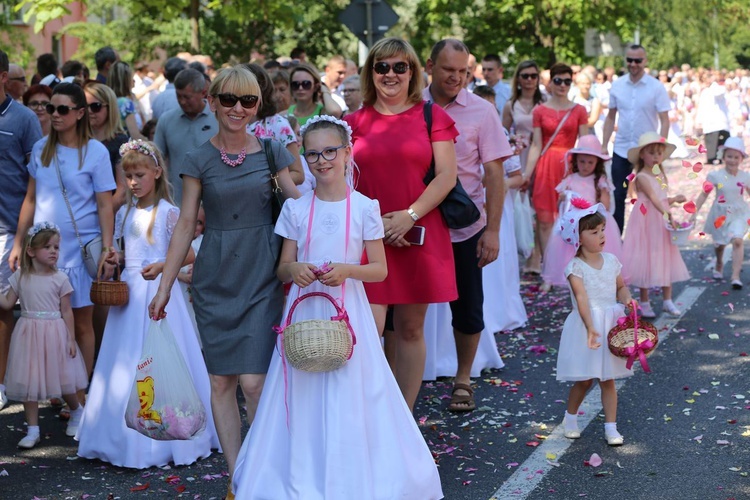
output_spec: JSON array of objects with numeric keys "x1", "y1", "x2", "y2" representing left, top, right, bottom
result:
[{"x1": 339, "y1": 0, "x2": 399, "y2": 48}]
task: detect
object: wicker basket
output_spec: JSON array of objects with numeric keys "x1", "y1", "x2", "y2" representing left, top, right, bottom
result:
[
  {"x1": 90, "y1": 266, "x2": 129, "y2": 306},
  {"x1": 666, "y1": 222, "x2": 693, "y2": 246},
  {"x1": 608, "y1": 302, "x2": 658, "y2": 372},
  {"x1": 279, "y1": 292, "x2": 355, "y2": 373}
]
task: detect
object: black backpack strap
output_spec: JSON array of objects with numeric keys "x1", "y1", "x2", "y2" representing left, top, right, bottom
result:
[{"x1": 423, "y1": 101, "x2": 433, "y2": 140}]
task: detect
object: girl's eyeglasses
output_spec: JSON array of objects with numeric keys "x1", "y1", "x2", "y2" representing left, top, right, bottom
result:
[
  {"x1": 519, "y1": 73, "x2": 539, "y2": 80},
  {"x1": 303, "y1": 145, "x2": 347, "y2": 164},
  {"x1": 27, "y1": 100, "x2": 50, "y2": 110},
  {"x1": 373, "y1": 62, "x2": 410, "y2": 75},
  {"x1": 290, "y1": 80, "x2": 313, "y2": 91},
  {"x1": 214, "y1": 93, "x2": 259, "y2": 109},
  {"x1": 552, "y1": 77, "x2": 573, "y2": 86},
  {"x1": 87, "y1": 102, "x2": 108, "y2": 113},
  {"x1": 45, "y1": 104, "x2": 84, "y2": 115}
]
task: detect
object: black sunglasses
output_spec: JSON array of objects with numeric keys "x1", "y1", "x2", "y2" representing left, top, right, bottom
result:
[
  {"x1": 87, "y1": 102, "x2": 108, "y2": 113},
  {"x1": 290, "y1": 80, "x2": 313, "y2": 91},
  {"x1": 214, "y1": 93, "x2": 259, "y2": 109},
  {"x1": 373, "y1": 61, "x2": 410, "y2": 75},
  {"x1": 45, "y1": 104, "x2": 84, "y2": 115},
  {"x1": 303, "y1": 145, "x2": 346, "y2": 164},
  {"x1": 626, "y1": 57, "x2": 644, "y2": 64},
  {"x1": 552, "y1": 77, "x2": 573, "y2": 86},
  {"x1": 519, "y1": 73, "x2": 539, "y2": 80}
]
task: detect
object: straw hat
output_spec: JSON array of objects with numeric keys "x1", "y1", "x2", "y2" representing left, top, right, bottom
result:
[
  {"x1": 559, "y1": 198, "x2": 608, "y2": 250},
  {"x1": 627, "y1": 132, "x2": 677, "y2": 165},
  {"x1": 564, "y1": 135, "x2": 610, "y2": 172},
  {"x1": 718, "y1": 137, "x2": 748, "y2": 158}
]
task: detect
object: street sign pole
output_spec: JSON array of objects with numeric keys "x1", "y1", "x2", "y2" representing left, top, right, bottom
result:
[
  {"x1": 365, "y1": 0, "x2": 373, "y2": 49},
  {"x1": 339, "y1": 0, "x2": 399, "y2": 52}
]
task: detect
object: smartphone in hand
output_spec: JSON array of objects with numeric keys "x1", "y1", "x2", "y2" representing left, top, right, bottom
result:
[{"x1": 404, "y1": 225, "x2": 425, "y2": 245}]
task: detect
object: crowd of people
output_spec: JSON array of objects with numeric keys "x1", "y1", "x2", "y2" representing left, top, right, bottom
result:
[{"x1": 1, "y1": 37, "x2": 749, "y2": 499}]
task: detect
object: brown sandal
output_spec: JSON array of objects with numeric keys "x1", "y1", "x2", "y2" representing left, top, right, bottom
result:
[{"x1": 448, "y1": 383, "x2": 476, "y2": 412}]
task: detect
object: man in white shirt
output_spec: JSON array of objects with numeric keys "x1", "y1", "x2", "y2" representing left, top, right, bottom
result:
[
  {"x1": 602, "y1": 44, "x2": 671, "y2": 231},
  {"x1": 481, "y1": 54, "x2": 510, "y2": 113},
  {"x1": 323, "y1": 55, "x2": 348, "y2": 113},
  {"x1": 696, "y1": 75, "x2": 730, "y2": 164}
]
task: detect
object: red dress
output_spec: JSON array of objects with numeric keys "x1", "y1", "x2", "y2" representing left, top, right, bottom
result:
[
  {"x1": 531, "y1": 104, "x2": 588, "y2": 223},
  {"x1": 345, "y1": 102, "x2": 459, "y2": 304}
]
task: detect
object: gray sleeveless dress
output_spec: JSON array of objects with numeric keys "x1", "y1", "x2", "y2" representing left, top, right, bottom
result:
[{"x1": 181, "y1": 139, "x2": 293, "y2": 374}]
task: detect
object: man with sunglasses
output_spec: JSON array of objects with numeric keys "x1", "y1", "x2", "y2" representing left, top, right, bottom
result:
[
  {"x1": 425, "y1": 39, "x2": 513, "y2": 412},
  {"x1": 5, "y1": 64, "x2": 27, "y2": 102},
  {"x1": 154, "y1": 68, "x2": 218, "y2": 205},
  {"x1": 602, "y1": 44, "x2": 671, "y2": 232},
  {"x1": 0, "y1": 50, "x2": 43, "y2": 411}
]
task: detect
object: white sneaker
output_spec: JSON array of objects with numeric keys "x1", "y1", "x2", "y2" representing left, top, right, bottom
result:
[
  {"x1": 0, "y1": 388, "x2": 7, "y2": 411},
  {"x1": 66, "y1": 409, "x2": 82, "y2": 437},
  {"x1": 18, "y1": 433, "x2": 40, "y2": 449},
  {"x1": 640, "y1": 302, "x2": 656, "y2": 319},
  {"x1": 606, "y1": 431, "x2": 624, "y2": 446}
]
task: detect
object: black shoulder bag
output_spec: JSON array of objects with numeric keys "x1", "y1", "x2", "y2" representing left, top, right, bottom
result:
[
  {"x1": 422, "y1": 102, "x2": 481, "y2": 229},
  {"x1": 262, "y1": 138, "x2": 285, "y2": 223}
]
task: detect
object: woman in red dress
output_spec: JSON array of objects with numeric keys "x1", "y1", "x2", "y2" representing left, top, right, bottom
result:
[
  {"x1": 345, "y1": 38, "x2": 458, "y2": 411},
  {"x1": 523, "y1": 63, "x2": 588, "y2": 277}
]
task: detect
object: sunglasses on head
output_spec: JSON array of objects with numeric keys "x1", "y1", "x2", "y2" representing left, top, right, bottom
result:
[
  {"x1": 519, "y1": 73, "x2": 539, "y2": 80},
  {"x1": 87, "y1": 102, "x2": 108, "y2": 113},
  {"x1": 552, "y1": 77, "x2": 573, "y2": 86},
  {"x1": 290, "y1": 80, "x2": 313, "y2": 91},
  {"x1": 214, "y1": 93, "x2": 259, "y2": 109},
  {"x1": 45, "y1": 104, "x2": 84, "y2": 116},
  {"x1": 373, "y1": 61, "x2": 410, "y2": 75},
  {"x1": 626, "y1": 57, "x2": 644, "y2": 64}
]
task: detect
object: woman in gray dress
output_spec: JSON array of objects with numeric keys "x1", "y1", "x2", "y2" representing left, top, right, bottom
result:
[{"x1": 149, "y1": 65, "x2": 298, "y2": 499}]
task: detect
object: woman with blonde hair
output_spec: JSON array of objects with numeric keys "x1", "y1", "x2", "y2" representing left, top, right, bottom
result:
[
  {"x1": 108, "y1": 61, "x2": 146, "y2": 140},
  {"x1": 149, "y1": 65, "x2": 300, "y2": 499},
  {"x1": 345, "y1": 37, "x2": 458, "y2": 412}
]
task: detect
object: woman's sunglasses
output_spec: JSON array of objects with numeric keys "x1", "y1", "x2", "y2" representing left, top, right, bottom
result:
[
  {"x1": 519, "y1": 73, "x2": 539, "y2": 80},
  {"x1": 373, "y1": 62, "x2": 410, "y2": 75},
  {"x1": 290, "y1": 80, "x2": 313, "y2": 91},
  {"x1": 45, "y1": 104, "x2": 84, "y2": 115},
  {"x1": 552, "y1": 77, "x2": 573, "y2": 86},
  {"x1": 214, "y1": 93, "x2": 259, "y2": 109},
  {"x1": 88, "y1": 102, "x2": 108, "y2": 113}
]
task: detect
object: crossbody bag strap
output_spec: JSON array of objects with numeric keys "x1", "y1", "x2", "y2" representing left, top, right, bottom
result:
[
  {"x1": 539, "y1": 106, "x2": 575, "y2": 158},
  {"x1": 263, "y1": 138, "x2": 283, "y2": 194},
  {"x1": 423, "y1": 102, "x2": 435, "y2": 180},
  {"x1": 53, "y1": 158, "x2": 86, "y2": 257}
]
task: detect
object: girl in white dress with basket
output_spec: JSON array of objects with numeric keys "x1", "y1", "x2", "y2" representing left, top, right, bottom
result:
[
  {"x1": 556, "y1": 199, "x2": 634, "y2": 446},
  {"x1": 76, "y1": 140, "x2": 219, "y2": 468},
  {"x1": 232, "y1": 116, "x2": 443, "y2": 499}
]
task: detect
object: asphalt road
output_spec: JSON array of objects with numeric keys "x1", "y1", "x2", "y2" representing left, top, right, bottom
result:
[{"x1": 1, "y1": 156, "x2": 749, "y2": 499}]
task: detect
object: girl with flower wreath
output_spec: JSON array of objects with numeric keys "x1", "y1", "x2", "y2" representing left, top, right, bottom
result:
[
  {"x1": 1, "y1": 222, "x2": 88, "y2": 449},
  {"x1": 76, "y1": 139, "x2": 219, "y2": 468},
  {"x1": 232, "y1": 115, "x2": 443, "y2": 499}
]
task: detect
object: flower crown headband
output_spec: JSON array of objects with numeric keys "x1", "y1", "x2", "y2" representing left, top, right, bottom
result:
[
  {"x1": 28, "y1": 221, "x2": 60, "y2": 238},
  {"x1": 119, "y1": 139, "x2": 159, "y2": 166},
  {"x1": 299, "y1": 115, "x2": 353, "y2": 145}
]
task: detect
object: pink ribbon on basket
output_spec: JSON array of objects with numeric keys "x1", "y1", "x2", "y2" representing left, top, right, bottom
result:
[{"x1": 618, "y1": 300, "x2": 653, "y2": 373}]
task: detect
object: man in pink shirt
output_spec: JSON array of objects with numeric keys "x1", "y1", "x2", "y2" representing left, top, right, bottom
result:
[{"x1": 424, "y1": 39, "x2": 513, "y2": 412}]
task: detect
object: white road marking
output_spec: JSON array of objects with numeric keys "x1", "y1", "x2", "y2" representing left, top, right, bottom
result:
[{"x1": 489, "y1": 285, "x2": 706, "y2": 499}]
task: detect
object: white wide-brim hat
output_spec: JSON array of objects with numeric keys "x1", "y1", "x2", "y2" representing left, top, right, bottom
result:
[
  {"x1": 627, "y1": 132, "x2": 677, "y2": 165},
  {"x1": 718, "y1": 136, "x2": 748, "y2": 158},
  {"x1": 559, "y1": 198, "x2": 608, "y2": 250}
]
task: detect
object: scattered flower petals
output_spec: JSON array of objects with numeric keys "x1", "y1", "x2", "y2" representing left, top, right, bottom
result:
[
  {"x1": 703, "y1": 181, "x2": 714, "y2": 193},
  {"x1": 714, "y1": 215, "x2": 726, "y2": 228},
  {"x1": 130, "y1": 483, "x2": 150, "y2": 492},
  {"x1": 640, "y1": 203, "x2": 647, "y2": 215},
  {"x1": 586, "y1": 453, "x2": 602, "y2": 467},
  {"x1": 683, "y1": 201, "x2": 696, "y2": 214}
]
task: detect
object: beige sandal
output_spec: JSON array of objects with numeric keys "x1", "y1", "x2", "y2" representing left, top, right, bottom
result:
[{"x1": 448, "y1": 383, "x2": 476, "y2": 412}]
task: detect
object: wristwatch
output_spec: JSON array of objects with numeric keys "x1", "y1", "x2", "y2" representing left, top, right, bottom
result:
[{"x1": 407, "y1": 208, "x2": 420, "y2": 222}]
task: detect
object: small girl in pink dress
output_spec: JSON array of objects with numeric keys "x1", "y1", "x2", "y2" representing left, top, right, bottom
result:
[
  {"x1": 621, "y1": 133, "x2": 690, "y2": 318},
  {"x1": 0, "y1": 222, "x2": 87, "y2": 449},
  {"x1": 542, "y1": 135, "x2": 623, "y2": 289}
]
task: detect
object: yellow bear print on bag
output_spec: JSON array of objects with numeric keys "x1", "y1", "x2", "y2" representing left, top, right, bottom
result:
[{"x1": 137, "y1": 376, "x2": 162, "y2": 424}]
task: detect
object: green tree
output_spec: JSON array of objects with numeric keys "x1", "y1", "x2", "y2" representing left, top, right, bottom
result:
[{"x1": 0, "y1": 0, "x2": 35, "y2": 67}]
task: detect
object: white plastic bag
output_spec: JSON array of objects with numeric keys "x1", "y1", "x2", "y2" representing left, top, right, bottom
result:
[
  {"x1": 125, "y1": 319, "x2": 207, "y2": 440},
  {"x1": 513, "y1": 190, "x2": 535, "y2": 259}
]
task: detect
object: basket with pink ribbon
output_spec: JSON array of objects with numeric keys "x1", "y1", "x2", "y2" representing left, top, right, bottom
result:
[{"x1": 607, "y1": 300, "x2": 659, "y2": 373}]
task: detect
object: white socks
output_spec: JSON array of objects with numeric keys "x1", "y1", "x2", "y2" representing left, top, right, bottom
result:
[
  {"x1": 663, "y1": 299, "x2": 676, "y2": 309},
  {"x1": 26, "y1": 425, "x2": 40, "y2": 438},
  {"x1": 604, "y1": 422, "x2": 621, "y2": 438},
  {"x1": 564, "y1": 412, "x2": 579, "y2": 432}
]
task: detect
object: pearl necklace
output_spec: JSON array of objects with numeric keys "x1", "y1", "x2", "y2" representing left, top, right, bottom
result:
[{"x1": 220, "y1": 147, "x2": 247, "y2": 167}]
